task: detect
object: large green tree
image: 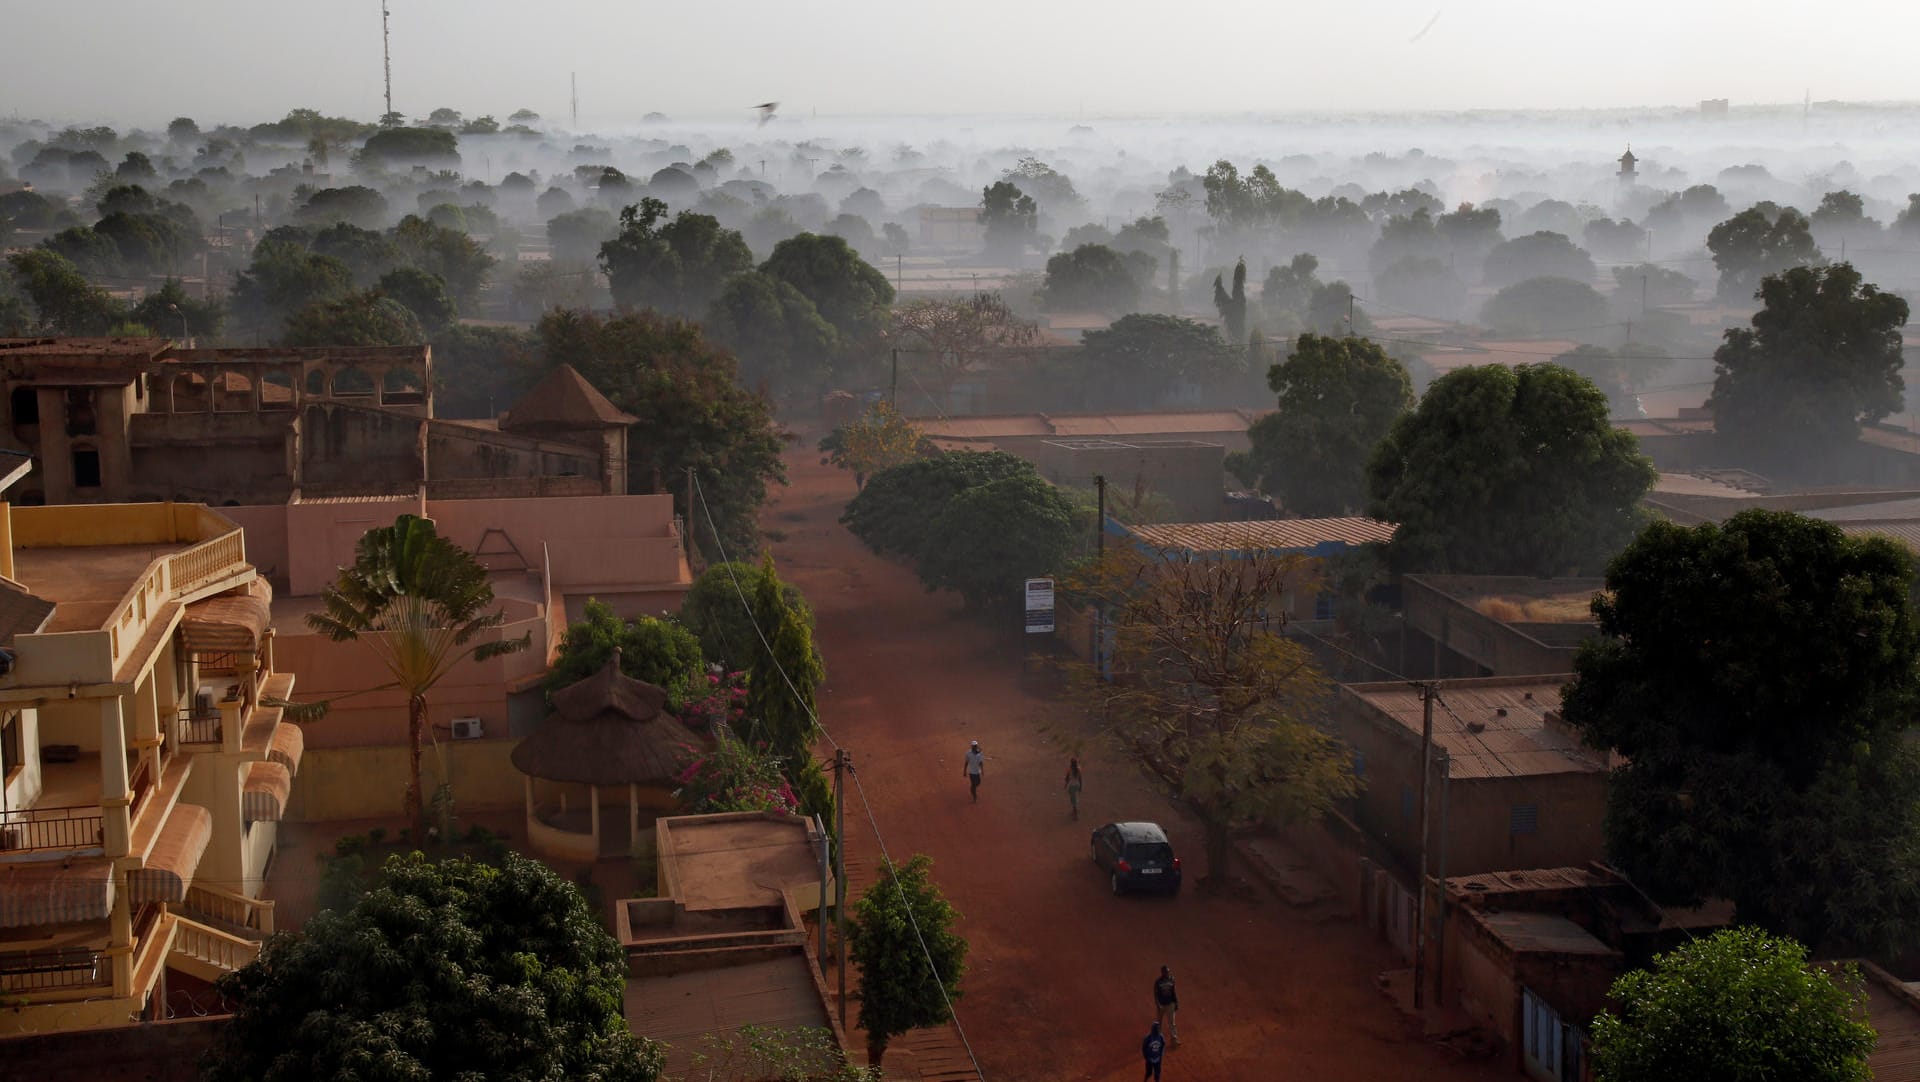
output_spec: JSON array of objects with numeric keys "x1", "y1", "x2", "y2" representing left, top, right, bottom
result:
[
  {"x1": 980, "y1": 181, "x2": 1036, "y2": 259},
  {"x1": 207, "y1": 852, "x2": 662, "y2": 1082},
  {"x1": 1561, "y1": 510, "x2": 1920, "y2": 954},
  {"x1": 1478, "y1": 276, "x2": 1611, "y2": 337},
  {"x1": 5, "y1": 248, "x2": 123, "y2": 333},
  {"x1": 1212, "y1": 258, "x2": 1249, "y2": 342},
  {"x1": 533, "y1": 309, "x2": 785, "y2": 559},
  {"x1": 916, "y1": 472, "x2": 1079, "y2": 609},
  {"x1": 840, "y1": 451, "x2": 1032, "y2": 564},
  {"x1": 1076, "y1": 313, "x2": 1243, "y2": 408},
  {"x1": 1589, "y1": 926, "x2": 1874, "y2": 1082},
  {"x1": 1708, "y1": 205, "x2": 1819, "y2": 301},
  {"x1": 1366, "y1": 363, "x2": 1656, "y2": 574},
  {"x1": 1707, "y1": 262, "x2": 1908, "y2": 471},
  {"x1": 1040, "y1": 242, "x2": 1140, "y2": 314},
  {"x1": 702, "y1": 270, "x2": 839, "y2": 393},
  {"x1": 1234, "y1": 334, "x2": 1412, "y2": 516},
  {"x1": 758, "y1": 232, "x2": 894, "y2": 348},
  {"x1": 296, "y1": 515, "x2": 530, "y2": 830},
  {"x1": 1480, "y1": 230, "x2": 1595, "y2": 288},
  {"x1": 599, "y1": 197, "x2": 753, "y2": 317},
  {"x1": 850, "y1": 854, "x2": 967, "y2": 1069},
  {"x1": 280, "y1": 288, "x2": 424, "y2": 347},
  {"x1": 546, "y1": 598, "x2": 705, "y2": 708},
  {"x1": 679, "y1": 561, "x2": 815, "y2": 672}
]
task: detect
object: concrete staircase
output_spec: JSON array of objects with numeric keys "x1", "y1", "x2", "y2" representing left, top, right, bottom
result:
[{"x1": 166, "y1": 916, "x2": 261, "y2": 982}]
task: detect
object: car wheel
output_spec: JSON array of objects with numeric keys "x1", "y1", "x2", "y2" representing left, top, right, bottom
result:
[{"x1": 1111, "y1": 873, "x2": 1124, "y2": 896}]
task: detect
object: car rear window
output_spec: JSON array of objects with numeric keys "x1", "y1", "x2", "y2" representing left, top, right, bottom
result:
[{"x1": 1126, "y1": 842, "x2": 1173, "y2": 864}]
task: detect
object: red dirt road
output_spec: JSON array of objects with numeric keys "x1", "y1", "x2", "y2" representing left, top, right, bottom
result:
[{"x1": 762, "y1": 449, "x2": 1507, "y2": 1082}]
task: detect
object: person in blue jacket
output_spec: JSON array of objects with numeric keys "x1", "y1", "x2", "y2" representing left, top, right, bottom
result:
[{"x1": 1141, "y1": 1020, "x2": 1167, "y2": 1080}]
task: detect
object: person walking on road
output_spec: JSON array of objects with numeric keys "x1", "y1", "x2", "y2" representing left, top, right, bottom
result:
[
  {"x1": 1154, "y1": 965, "x2": 1179, "y2": 1041},
  {"x1": 1142, "y1": 1020, "x2": 1167, "y2": 1081},
  {"x1": 1064, "y1": 757, "x2": 1083, "y2": 819},
  {"x1": 964, "y1": 740, "x2": 985, "y2": 803}
]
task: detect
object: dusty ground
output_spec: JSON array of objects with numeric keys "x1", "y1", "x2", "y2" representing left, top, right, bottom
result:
[{"x1": 764, "y1": 447, "x2": 1507, "y2": 1082}]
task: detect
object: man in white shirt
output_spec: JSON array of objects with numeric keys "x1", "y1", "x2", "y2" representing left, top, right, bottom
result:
[{"x1": 964, "y1": 740, "x2": 985, "y2": 803}]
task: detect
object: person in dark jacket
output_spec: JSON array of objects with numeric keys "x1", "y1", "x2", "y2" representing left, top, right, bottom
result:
[
  {"x1": 1142, "y1": 1021, "x2": 1167, "y2": 1080},
  {"x1": 1153, "y1": 965, "x2": 1179, "y2": 1040}
]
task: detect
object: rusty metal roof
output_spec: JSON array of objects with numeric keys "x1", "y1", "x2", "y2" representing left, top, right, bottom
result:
[{"x1": 1130, "y1": 517, "x2": 1396, "y2": 556}]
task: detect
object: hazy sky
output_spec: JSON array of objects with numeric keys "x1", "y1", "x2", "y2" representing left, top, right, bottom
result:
[{"x1": 4, "y1": 0, "x2": 1916, "y2": 127}]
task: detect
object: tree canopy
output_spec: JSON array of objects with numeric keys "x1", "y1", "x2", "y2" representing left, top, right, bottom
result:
[
  {"x1": 1063, "y1": 546, "x2": 1359, "y2": 882},
  {"x1": 1589, "y1": 926, "x2": 1874, "y2": 1082},
  {"x1": 532, "y1": 309, "x2": 785, "y2": 560},
  {"x1": 702, "y1": 269, "x2": 839, "y2": 393},
  {"x1": 1561, "y1": 510, "x2": 1920, "y2": 954},
  {"x1": 1708, "y1": 205, "x2": 1819, "y2": 301},
  {"x1": 1480, "y1": 230, "x2": 1595, "y2": 288},
  {"x1": 1076, "y1": 313, "x2": 1243, "y2": 409},
  {"x1": 1479, "y1": 276, "x2": 1611, "y2": 337},
  {"x1": 980, "y1": 180, "x2": 1036, "y2": 259},
  {"x1": 280, "y1": 289, "x2": 424, "y2": 347},
  {"x1": 546, "y1": 599, "x2": 706, "y2": 708},
  {"x1": 1366, "y1": 363, "x2": 1656, "y2": 574},
  {"x1": 207, "y1": 852, "x2": 662, "y2": 1082},
  {"x1": 600, "y1": 197, "x2": 754, "y2": 318},
  {"x1": 1708, "y1": 262, "x2": 1909, "y2": 473},
  {"x1": 1040, "y1": 242, "x2": 1142, "y2": 314},
  {"x1": 1234, "y1": 334, "x2": 1413, "y2": 516},
  {"x1": 678, "y1": 560, "x2": 815, "y2": 672},
  {"x1": 850, "y1": 855, "x2": 967, "y2": 1069},
  {"x1": 758, "y1": 231, "x2": 894, "y2": 349}
]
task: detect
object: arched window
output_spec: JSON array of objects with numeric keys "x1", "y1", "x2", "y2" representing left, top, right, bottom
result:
[
  {"x1": 381, "y1": 366, "x2": 425, "y2": 406},
  {"x1": 304, "y1": 369, "x2": 327, "y2": 397},
  {"x1": 330, "y1": 367, "x2": 374, "y2": 397},
  {"x1": 171, "y1": 372, "x2": 211, "y2": 412},
  {"x1": 260, "y1": 369, "x2": 295, "y2": 411},
  {"x1": 212, "y1": 370, "x2": 253, "y2": 412}
]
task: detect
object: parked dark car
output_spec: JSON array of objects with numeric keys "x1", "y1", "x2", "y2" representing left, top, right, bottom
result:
[{"x1": 1090, "y1": 821, "x2": 1181, "y2": 895}]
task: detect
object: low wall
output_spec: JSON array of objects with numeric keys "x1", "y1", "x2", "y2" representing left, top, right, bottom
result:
[
  {"x1": 0, "y1": 1016, "x2": 225, "y2": 1081},
  {"x1": 284, "y1": 738, "x2": 528, "y2": 821}
]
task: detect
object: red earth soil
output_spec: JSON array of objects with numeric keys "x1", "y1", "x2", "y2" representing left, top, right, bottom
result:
[{"x1": 760, "y1": 446, "x2": 1510, "y2": 1082}]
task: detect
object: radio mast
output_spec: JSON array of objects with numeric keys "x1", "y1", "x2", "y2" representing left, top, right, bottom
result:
[{"x1": 382, "y1": 1, "x2": 393, "y2": 120}]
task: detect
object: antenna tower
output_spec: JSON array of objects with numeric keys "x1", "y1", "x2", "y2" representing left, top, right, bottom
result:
[
  {"x1": 381, "y1": 1, "x2": 393, "y2": 120},
  {"x1": 571, "y1": 72, "x2": 579, "y2": 131}
]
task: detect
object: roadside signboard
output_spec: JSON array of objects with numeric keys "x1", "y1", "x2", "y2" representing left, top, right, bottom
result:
[{"x1": 1024, "y1": 577, "x2": 1055, "y2": 633}]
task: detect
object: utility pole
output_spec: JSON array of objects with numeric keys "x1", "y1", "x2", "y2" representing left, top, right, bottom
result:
[
  {"x1": 381, "y1": 1, "x2": 392, "y2": 122},
  {"x1": 896, "y1": 253, "x2": 903, "y2": 294},
  {"x1": 1412, "y1": 681, "x2": 1438, "y2": 1008},
  {"x1": 571, "y1": 72, "x2": 578, "y2": 131},
  {"x1": 1347, "y1": 292, "x2": 1356, "y2": 330},
  {"x1": 833, "y1": 749, "x2": 849, "y2": 1030},
  {"x1": 815, "y1": 812, "x2": 830, "y2": 976},
  {"x1": 1168, "y1": 249, "x2": 1180, "y2": 314},
  {"x1": 684, "y1": 466, "x2": 696, "y2": 567},
  {"x1": 889, "y1": 347, "x2": 899, "y2": 406},
  {"x1": 1094, "y1": 474, "x2": 1107, "y2": 671},
  {"x1": 1433, "y1": 749, "x2": 1452, "y2": 1002},
  {"x1": 1641, "y1": 272, "x2": 1648, "y2": 319}
]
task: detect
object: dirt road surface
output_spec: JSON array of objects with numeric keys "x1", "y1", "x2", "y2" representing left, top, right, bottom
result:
[{"x1": 761, "y1": 449, "x2": 1508, "y2": 1082}]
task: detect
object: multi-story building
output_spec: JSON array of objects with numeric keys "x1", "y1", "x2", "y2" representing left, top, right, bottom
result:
[{"x1": 0, "y1": 464, "x2": 298, "y2": 1033}]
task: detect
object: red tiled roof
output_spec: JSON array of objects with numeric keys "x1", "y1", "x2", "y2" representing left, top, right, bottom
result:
[
  {"x1": 1130, "y1": 517, "x2": 1396, "y2": 554},
  {"x1": 502, "y1": 364, "x2": 637, "y2": 429}
]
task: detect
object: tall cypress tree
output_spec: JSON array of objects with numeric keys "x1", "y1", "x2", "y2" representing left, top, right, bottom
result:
[
  {"x1": 744, "y1": 553, "x2": 833, "y2": 821},
  {"x1": 1213, "y1": 257, "x2": 1248, "y2": 343}
]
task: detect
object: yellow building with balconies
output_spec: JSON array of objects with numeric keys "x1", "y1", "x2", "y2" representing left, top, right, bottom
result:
[{"x1": 0, "y1": 465, "x2": 298, "y2": 1033}]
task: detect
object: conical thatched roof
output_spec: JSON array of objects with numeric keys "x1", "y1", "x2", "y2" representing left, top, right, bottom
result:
[{"x1": 511, "y1": 649, "x2": 693, "y2": 786}]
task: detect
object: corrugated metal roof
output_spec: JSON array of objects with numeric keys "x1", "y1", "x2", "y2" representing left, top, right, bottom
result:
[
  {"x1": 1476, "y1": 911, "x2": 1617, "y2": 956},
  {"x1": 1841, "y1": 521, "x2": 1920, "y2": 554},
  {"x1": 1131, "y1": 517, "x2": 1396, "y2": 555},
  {"x1": 914, "y1": 409, "x2": 1268, "y2": 441},
  {"x1": 1345, "y1": 677, "x2": 1601, "y2": 780}
]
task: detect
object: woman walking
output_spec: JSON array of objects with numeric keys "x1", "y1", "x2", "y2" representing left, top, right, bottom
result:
[{"x1": 1064, "y1": 757, "x2": 1084, "y2": 820}]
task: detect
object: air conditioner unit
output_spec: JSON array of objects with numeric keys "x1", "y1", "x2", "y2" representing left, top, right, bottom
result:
[{"x1": 450, "y1": 717, "x2": 484, "y2": 741}]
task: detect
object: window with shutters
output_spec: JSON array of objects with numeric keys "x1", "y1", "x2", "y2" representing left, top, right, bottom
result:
[{"x1": 1510, "y1": 803, "x2": 1539, "y2": 835}]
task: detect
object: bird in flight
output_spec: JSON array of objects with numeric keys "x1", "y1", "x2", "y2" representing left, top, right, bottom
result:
[
  {"x1": 754, "y1": 102, "x2": 779, "y2": 126},
  {"x1": 1409, "y1": 10, "x2": 1442, "y2": 42}
]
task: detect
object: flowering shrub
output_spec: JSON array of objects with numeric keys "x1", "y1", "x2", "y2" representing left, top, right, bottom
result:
[
  {"x1": 677, "y1": 670, "x2": 749, "y2": 733},
  {"x1": 673, "y1": 734, "x2": 799, "y2": 816}
]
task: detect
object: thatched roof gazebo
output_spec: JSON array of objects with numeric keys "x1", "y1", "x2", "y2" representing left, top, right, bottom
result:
[{"x1": 512, "y1": 649, "x2": 697, "y2": 862}]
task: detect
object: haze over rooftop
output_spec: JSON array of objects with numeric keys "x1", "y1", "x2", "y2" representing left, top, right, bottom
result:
[{"x1": 4, "y1": 0, "x2": 1916, "y2": 126}]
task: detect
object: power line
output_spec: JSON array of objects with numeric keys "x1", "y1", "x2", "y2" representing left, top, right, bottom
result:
[{"x1": 687, "y1": 471, "x2": 987, "y2": 1081}]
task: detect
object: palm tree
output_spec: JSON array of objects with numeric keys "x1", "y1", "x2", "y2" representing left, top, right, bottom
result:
[{"x1": 290, "y1": 514, "x2": 529, "y2": 831}]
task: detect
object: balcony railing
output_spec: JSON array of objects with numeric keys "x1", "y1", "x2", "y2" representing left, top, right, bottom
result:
[
  {"x1": 177, "y1": 709, "x2": 222, "y2": 745},
  {"x1": 167, "y1": 529, "x2": 245, "y2": 593},
  {"x1": 0, "y1": 807, "x2": 106, "y2": 853},
  {"x1": 0, "y1": 947, "x2": 107, "y2": 994}
]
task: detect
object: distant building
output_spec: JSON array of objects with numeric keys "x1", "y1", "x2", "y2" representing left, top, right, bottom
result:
[
  {"x1": 917, "y1": 206, "x2": 985, "y2": 250},
  {"x1": 1617, "y1": 146, "x2": 1637, "y2": 182},
  {"x1": 1699, "y1": 98, "x2": 1730, "y2": 116},
  {"x1": 1400, "y1": 574, "x2": 1604, "y2": 678}
]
